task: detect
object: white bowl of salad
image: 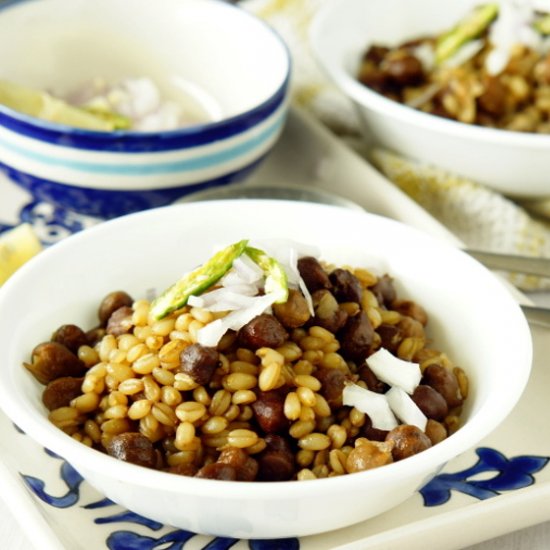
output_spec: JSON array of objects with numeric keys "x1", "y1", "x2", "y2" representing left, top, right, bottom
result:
[
  {"x1": 311, "y1": 0, "x2": 550, "y2": 198},
  {"x1": 0, "y1": 200, "x2": 532, "y2": 539}
]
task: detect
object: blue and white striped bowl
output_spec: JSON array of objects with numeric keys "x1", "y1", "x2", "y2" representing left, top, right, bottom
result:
[{"x1": 0, "y1": 0, "x2": 291, "y2": 218}]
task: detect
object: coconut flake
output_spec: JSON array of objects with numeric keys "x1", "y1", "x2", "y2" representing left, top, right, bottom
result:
[
  {"x1": 366, "y1": 348, "x2": 422, "y2": 395},
  {"x1": 386, "y1": 386, "x2": 428, "y2": 431},
  {"x1": 342, "y1": 383, "x2": 398, "y2": 431},
  {"x1": 196, "y1": 293, "x2": 276, "y2": 346}
]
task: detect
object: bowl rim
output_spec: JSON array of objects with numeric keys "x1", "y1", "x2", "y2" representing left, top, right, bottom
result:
[
  {"x1": 310, "y1": 0, "x2": 550, "y2": 149},
  {"x1": 0, "y1": 0, "x2": 292, "y2": 149},
  {"x1": 0, "y1": 200, "x2": 533, "y2": 499}
]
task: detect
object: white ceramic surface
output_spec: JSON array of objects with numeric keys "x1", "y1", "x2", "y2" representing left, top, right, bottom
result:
[
  {"x1": 0, "y1": 196, "x2": 533, "y2": 539},
  {"x1": 310, "y1": 0, "x2": 550, "y2": 198}
]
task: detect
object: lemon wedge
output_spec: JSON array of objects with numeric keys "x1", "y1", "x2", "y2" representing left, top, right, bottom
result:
[
  {"x1": 0, "y1": 224, "x2": 43, "y2": 286},
  {"x1": 0, "y1": 79, "x2": 131, "y2": 131}
]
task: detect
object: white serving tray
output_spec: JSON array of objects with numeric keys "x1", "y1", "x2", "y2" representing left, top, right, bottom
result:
[{"x1": 0, "y1": 106, "x2": 548, "y2": 550}]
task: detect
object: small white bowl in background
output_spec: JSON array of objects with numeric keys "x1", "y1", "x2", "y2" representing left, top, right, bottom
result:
[
  {"x1": 0, "y1": 0, "x2": 291, "y2": 218},
  {"x1": 310, "y1": 0, "x2": 550, "y2": 198},
  {"x1": 0, "y1": 200, "x2": 532, "y2": 539}
]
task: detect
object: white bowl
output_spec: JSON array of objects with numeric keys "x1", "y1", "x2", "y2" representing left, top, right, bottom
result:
[
  {"x1": 0, "y1": 0, "x2": 291, "y2": 217},
  {"x1": 0, "y1": 200, "x2": 532, "y2": 539},
  {"x1": 310, "y1": 0, "x2": 550, "y2": 198}
]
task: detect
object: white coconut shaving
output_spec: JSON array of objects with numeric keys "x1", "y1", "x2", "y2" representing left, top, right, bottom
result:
[
  {"x1": 342, "y1": 383, "x2": 399, "y2": 431},
  {"x1": 366, "y1": 348, "x2": 422, "y2": 395},
  {"x1": 343, "y1": 347, "x2": 426, "y2": 431},
  {"x1": 386, "y1": 386, "x2": 427, "y2": 431}
]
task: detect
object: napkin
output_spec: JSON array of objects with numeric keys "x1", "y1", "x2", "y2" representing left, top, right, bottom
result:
[{"x1": 243, "y1": 0, "x2": 550, "y2": 291}]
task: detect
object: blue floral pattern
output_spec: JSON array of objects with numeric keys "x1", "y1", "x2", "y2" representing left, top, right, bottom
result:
[
  {"x1": 0, "y1": 176, "x2": 101, "y2": 245},
  {"x1": 20, "y1": 447, "x2": 299, "y2": 549},
  {"x1": 17, "y1": 441, "x2": 549, "y2": 549},
  {"x1": 420, "y1": 447, "x2": 549, "y2": 506}
]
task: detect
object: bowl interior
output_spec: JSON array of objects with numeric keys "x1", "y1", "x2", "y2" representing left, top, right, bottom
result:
[
  {"x1": 0, "y1": 200, "x2": 532, "y2": 497},
  {"x1": 0, "y1": 0, "x2": 289, "y2": 122}
]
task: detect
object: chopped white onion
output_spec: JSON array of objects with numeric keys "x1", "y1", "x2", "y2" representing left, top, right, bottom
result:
[
  {"x1": 486, "y1": 47, "x2": 511, "y2": 75},
  {"x1": 187, "y1": 294, "x2": 206, "y2": 308},
  {"x1": 342, "y1": 383, "x2": 398, "y2": 431},
  {"x1": 442, "y1": 39, "x2": 484, "y2": 68},
  {"x1": 196, "y1": 293, "x2": 277, "y2": 346},
  {"x1": 288, "y1": 247, "x2": 314, "y2": 316},
  {"x1": 486, "y1": 0, "x2": 545, "y2": 75},
  {"x1": 411, "y1": 42, "x2": 436, "y2": 72},
  {"x1": 189, "y1": 288, "x2": 260, "y2": 312},
  {"x1": 253, "y1": 238, "x2": 321, "y2": 265},
  {"x1": 405, "y1": 82, "x2": 442, "y2": 109},
  {"x1": 386, "y1": 386, "x2": 428, "y2": 431},
  {"x1": 224, "y1": 255, "x2": 264, "y2": 285},
  {"x1": 366, "y1": 348, "x2": 422, "y2": 395}
]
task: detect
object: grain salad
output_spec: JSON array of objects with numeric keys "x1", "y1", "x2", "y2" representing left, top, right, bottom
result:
[
  {"x1": 24, "y1": 240, "x2": 468, "y2": 482},
  {"x1": 357, "y1": 2, "x2": 550, "y2": 133}
]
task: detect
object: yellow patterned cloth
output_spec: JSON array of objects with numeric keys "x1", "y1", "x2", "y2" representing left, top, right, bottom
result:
[{"x1": 244, "y1": 0, "x2": 550, "y2": 290}]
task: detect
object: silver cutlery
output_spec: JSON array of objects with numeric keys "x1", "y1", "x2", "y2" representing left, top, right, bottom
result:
[
  {"x1": 465, "y1": 249, "x2": 550, "y2": 328},
  {"x1": 465, "y1": 249, "x2": 550, "y2": 279}
]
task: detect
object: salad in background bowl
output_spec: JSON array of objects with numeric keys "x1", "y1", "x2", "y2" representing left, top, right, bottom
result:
[{"x1": 311, "y1": 0, "x2": 550, "y2": 197}]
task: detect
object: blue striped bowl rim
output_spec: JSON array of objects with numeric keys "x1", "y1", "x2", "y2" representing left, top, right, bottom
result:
[{"x1": 0, "y1": 0, "x2": 292, "y2": 153}]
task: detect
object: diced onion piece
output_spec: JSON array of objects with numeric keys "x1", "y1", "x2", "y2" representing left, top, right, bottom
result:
[
  {"x1": 485, "y1": 47, "x2": 510, "y2": 75},
  {"x1": 342, "y1": 383, "x2": 398, "y2": 431},
  {"x1": 386, "y1": 386, "x2": 427, "y2": 432},
  {"x1": 411, "y1": 42, "x2": 435, "y2": 71},
  {"x1": 366, "y1": 348, "x2": 421, "y2": 394},
  {"x1": 405, "y1": 82, "x2": 442, "y2": 109},
  {"x1": 197, "y1": 293, "x2": 277, "y2": 346},
  {"x1": 189, "y1": 287, "x2": 259, "y2": 312},
  {"x1": 249, "y1": 239, "x2": 319, "y2": 315},
  {"x1": 289, "y1": 248, "x2": 314, "y2": 315},
  {"x1": 222, "y1": 255, "x2": 264, "y2": 286},
  {"x1": 196, "y1": 318, "x2": 226, "y2": 347},
  {"x1": 187, "y1": 295, "x2": 206, "y2": 307},
  {"x1": 442, "y1": 38, "x2": 484, "y2": 68},
  {"x1": 254, "y1": 238, "x2": 321, "y2": 266}
]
